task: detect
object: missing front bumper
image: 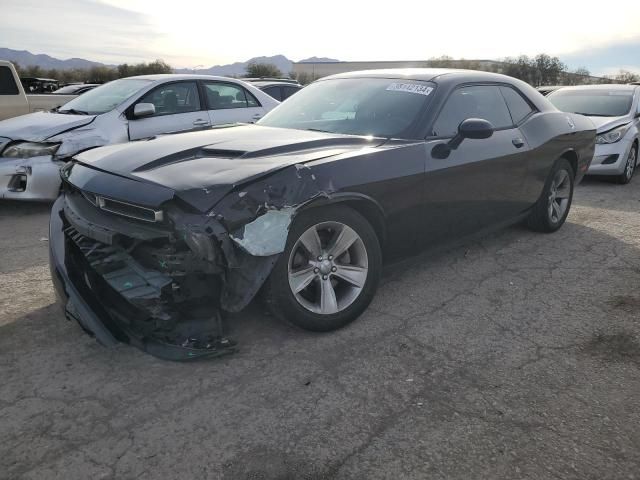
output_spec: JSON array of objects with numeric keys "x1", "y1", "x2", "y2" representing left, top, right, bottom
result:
[{"x1": 49, "y1": 196, "x2": 238, "y2": 360}]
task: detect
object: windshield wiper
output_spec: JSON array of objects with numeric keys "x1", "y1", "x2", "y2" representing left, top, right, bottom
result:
[
  {"x1": 573, "y1": 112, "x2": 613, "y2": 117},
  {"x1": 58, "y1": 108, "x2": 89, "y2": 115},
  {"x1": 305, "y1": 128, "x2": 332, "y2": 133}
]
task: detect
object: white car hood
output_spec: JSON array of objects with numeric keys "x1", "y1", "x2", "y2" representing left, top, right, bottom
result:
[
  {"x1": 0, "y1": 111, "x2": 96, "y2": 142},
  {"x1": 588, "y1": 115, "x2": 630, "y2": 133}
]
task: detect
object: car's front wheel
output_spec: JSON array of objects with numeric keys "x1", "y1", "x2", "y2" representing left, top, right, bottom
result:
[
  {"x1": 265, "y1": 205, "x2": 382, "y2": 332},
  {"x1": 526, "y1": 158, "x2": 574, "y2": 233},
  {"x1": 615, "y1": 145, "x2": 637, "y2": 185}
]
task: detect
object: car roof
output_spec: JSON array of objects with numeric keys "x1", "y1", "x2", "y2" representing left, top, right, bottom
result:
[
  {"x1": 554, "y1": 84, "x2": 638, "y2": 92},
  {"x1": 253, "y1": 81, "x2": 302, "y2": 88},
  {"x1": 122, "y1": 74, "x2": 252, "y2": 83},
  {"x1": 323, "y1": 68, "x2": 522, "y2": 84}
]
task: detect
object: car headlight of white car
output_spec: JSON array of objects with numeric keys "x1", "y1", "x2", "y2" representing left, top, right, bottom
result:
[
  {"x1": 3, "y1": 142, "x2": 61, "y2": 158},
  {"x1": 596, "y1": 123, "x2": 631, "y2": 144}
]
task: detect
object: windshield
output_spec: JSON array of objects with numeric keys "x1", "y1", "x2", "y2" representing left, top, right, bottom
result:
[
  {"x1": 58, "y1": 78, "x2": 152, "y2": 115},
  {"x1": 548, "y1": 89, "x2": 634, "y2": 117},
  {"x1": 258, "y1": 78, "x2": 436, "y2": 138}
]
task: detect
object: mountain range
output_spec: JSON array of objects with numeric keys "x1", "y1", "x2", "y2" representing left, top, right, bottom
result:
[
  {"x1": 0, "y1": 48, "x2": 114, "y2": 70},
  {"x1": 0, "y1": 48, "x2": 339, "y2": 75},
  {"x1": 175, "y1": 55, "x2": 340, "y2": 76}
]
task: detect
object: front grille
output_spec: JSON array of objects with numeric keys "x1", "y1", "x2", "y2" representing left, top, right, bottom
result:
[{"x1": 66, "y1": 181, "x2": 163, "y2": 223}]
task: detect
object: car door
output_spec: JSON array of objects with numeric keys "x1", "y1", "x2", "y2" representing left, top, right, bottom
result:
[
  {"x1": 421, "y1": 84, "x2": 532, "y2": 244},
  {"x1": 202, "y1": 81, "x2": 266, "y2": 125},
  {"x1": 0, "y1": 65, "x2": 29, "y2": 120},
  {"x1": 128, "y1": 81, "x2": 210, "y2": 140}
]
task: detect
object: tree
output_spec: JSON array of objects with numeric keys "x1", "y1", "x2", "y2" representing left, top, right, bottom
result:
[
  {"x1": 290, "y1": 71, "x2": 312, "y2": 85},
  {"x1": 502, "y1": 55, "x2": 534, "y2": 83},
  {"x1": 612, "y1": 69, "x2": 640, "y2": 83},
  {"x1": 246, "y1": 62, "x2": 282, "y2": 78},
  {"x1": 531, "y1": 54, "x2": 566, "y2": 86}
]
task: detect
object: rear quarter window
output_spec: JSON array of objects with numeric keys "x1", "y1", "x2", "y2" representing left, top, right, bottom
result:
[
  {"x1": 500, "y1": 87, "x2": 535, "y2": 124},
  {"x1": 0, "y1": 66, "x2": 19, "y2": 95}
]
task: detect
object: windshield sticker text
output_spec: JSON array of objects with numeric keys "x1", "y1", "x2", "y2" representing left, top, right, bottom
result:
[{"x1": 386, "y1": 83, "x2": 434, "y2": 96}]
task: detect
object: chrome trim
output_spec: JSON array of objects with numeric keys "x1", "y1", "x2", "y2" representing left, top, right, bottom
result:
[{"x1": 78, "y1": 188, "x2": 163, "y2": 223}]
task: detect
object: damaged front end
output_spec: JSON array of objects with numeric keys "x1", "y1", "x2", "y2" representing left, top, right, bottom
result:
[{"x1": 49, "y1": 160, "x2": 330, "y2": 360}]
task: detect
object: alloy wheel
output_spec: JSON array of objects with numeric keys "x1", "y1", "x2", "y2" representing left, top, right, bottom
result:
[
  {"x1": 625, "y1": 148, "x2": 636, "y2": 181},
  {"x1": 547, "y1": 169, "x2": 571, "y2": 224},
  {"x1": 288, "y1": 221, "x2": 369, "y2": 315}
]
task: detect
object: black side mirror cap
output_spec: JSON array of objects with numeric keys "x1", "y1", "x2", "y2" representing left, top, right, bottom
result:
[
  {"x1": 458, "y1": 118, "x2": 495, "y2": 140},
  {"x1": 431, "y1": 118, "x2": 495, "y2": 159}
]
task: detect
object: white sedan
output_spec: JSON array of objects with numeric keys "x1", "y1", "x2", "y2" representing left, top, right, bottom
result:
[
  {"x1": 0, "y1": 74, "x2": 279, "y2": 200},
  {"x1": 548, "y1": 84, "x2": 640, "y2": 184}
]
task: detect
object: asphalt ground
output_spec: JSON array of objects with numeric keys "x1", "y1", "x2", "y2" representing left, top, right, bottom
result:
[{"x1": 1, "y1": 176, "x2": 639, "y2": 479}]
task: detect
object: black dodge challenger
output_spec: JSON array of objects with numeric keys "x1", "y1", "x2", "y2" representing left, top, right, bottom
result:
[{"x1": 49, "y1": 69, "x2": 596, "y2": 359}]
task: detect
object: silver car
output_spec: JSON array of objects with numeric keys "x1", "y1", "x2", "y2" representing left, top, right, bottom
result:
[
  {"x1": 548, "y1": 84, "x2": 640, "y2": 184},
  {"x1": 0, "y1": 74, "x2": 279, "y2": 200}
]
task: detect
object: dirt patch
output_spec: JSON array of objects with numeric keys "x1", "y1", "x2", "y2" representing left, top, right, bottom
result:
[
  {"x1": 582, "y1": 331, "x2": 640, "y2": 364},
  {"x1": 607, "y1": 295, "x2": 640, "y2": 313}
]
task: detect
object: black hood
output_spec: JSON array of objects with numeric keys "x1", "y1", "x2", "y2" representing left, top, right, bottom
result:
[{"x1": 73, "y1": 125, "x2": 383, "y2": 211}]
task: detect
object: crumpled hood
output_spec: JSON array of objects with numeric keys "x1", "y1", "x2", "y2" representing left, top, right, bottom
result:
[
  {"x1": 587, "y1": 115, "x2": 631, "y2": 133},
  {"x1": 0, "y1": 111, "x2": 96, "y2": 142},
  {"x1": 74, "y1": 125, "x2": 384, "y2": 211}
]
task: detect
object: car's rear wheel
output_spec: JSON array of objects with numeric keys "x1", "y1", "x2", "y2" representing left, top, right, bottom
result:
[
  {"x1": 265, "y1": 205, "x2": 382, "y2": 332},
  {"x1": 615, "y1": 145, "x2": 637, "y2": 185},
  {"x1": 526, "y1": 158, "x2": 574, "y2": 233}
]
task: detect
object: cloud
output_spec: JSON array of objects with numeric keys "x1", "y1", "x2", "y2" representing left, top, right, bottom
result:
[
  {"x1": 561, "y1": 36, "x2": 640, "y2": 76},
  {"x1": 2, "y1": 0, "x2": 640, "y2": 72},
  {"x1": 0, "y1": 0, "x2": 167, "y2": 64}
]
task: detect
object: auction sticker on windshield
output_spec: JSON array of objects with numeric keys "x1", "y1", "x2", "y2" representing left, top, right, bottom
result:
[{"x1": 386, "y1": 83, "x2": 434, "y2": 96}]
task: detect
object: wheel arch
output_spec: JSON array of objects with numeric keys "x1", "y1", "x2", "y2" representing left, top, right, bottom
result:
[
  {"x1": 298, "y1": 192, "x2": 387, "y2": 247},
  {"x1": 559, "y1": 149, "x2": 578, "y2": 177}
]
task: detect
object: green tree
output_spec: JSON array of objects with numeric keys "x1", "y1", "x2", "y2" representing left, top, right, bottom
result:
[{"x1": 246, "y1": 62, "x2": 282, "y2": 78}]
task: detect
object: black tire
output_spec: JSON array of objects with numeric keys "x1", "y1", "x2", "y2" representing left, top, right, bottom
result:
[
  {"x1": 265, "y1": 205, "x2": 382, "y2": 332},
  {"x1": 615, "y1": 145, "x2": 637, "y2": 185},
  {"x1": 526, "y1": 158, "x2": 574, "y2": 233}
]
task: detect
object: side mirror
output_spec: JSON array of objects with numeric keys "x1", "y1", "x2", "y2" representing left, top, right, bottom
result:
[
  {"x1": 133, "y1": 103, "x2": 155, "y2": 118},
  {"x1": 432, "y1": 118, "x2": 495, "y2": 159}
]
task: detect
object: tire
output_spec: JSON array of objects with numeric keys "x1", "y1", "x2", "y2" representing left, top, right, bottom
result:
[
  {"x1": 265, "y1": 204, "x2": 382, "y2": 332},
  {"x1": 615, "y1": 145, "x2": 637, "y2": 185},
  {"x1": 526, "y1": 158, "x2": 574, "y2": 233}
]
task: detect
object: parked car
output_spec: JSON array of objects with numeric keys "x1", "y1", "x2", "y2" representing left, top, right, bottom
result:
[
  {"x1": 243, "y1": 78, "x2": 302, "y2": 101},
  {"x1": 547, "y1": 84, "x2": 640, "y2": 183},
  {"x1": 21, "y1": 77, "x2": 60, "y2": 93},
  {"x1": 0, "y1": 74, "x2": 279, "y2": 200},
  {"x1": 536, "y1": 85, "x2": 564, "y2": 96},
  {"x1": 53, "y1": 83, "x2": 100, "y2": 95},
  {"x1": 49, "y1": 68, "x2": 595, "y2": 359},
  {"x1": 0, "y1": 61, "x2": 77, "y2": 121}
]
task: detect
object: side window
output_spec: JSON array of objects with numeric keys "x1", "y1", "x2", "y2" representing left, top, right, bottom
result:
[
  {"x1": 246, "y1": 90, "x2": 260, "y2": 107},
  {"x1": 262, "y1": 86, "x2": 282, "y2": 101},
  {"x1": 138, "y1": 81, "x2": 200, "y2": 116},
  {"x1": 0, "y1": 66, "x2": 19, "y2": 95},
  {"x1": 432, "y1": 85, "x2": 513, "y2": 137},
  {"x1": 500, "y1": 87, "x2": 534, "y2": 124},
  {"x1": 282, "y1": 86, "x2": 300, "y2": 99},
  {"x1": 204, "y1": 82, "x2": 259, "y2": 109}
]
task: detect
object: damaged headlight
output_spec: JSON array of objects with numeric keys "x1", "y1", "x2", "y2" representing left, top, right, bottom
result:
[
  {"x1": 3, "y1": 142, "x2": 61, "y2": 158},
  {"x1": 184, "y1": 231, "x2": 217, "y2": 262},
  {"x1": 596, "y1": 124, "x2": 631, "y2": 144}
]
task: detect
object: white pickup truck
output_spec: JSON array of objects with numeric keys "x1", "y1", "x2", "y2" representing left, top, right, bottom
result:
[{"x1": 0, "y1": 60, "x2": 76, "y2": 121}]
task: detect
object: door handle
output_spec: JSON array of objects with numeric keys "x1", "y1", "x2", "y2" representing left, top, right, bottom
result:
[
  {"x1": 512, "y1": 138, "x2": 525, "y2": 148},
  {"x1": 252, "y1": 114, "x2": 262, "y2": 120},
  {"x1": 193, "y1": 119, "x2": 209, "y2": 126}
]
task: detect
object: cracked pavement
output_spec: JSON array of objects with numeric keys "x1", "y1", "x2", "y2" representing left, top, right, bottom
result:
[{"x1": 1, "y1": 177, "x2": 639, "y2": 479}]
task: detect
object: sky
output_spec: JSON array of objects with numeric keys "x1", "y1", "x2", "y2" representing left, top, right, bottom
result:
[{"x1": 1, "y1": 0, "x2": 639, "y2": 75}]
